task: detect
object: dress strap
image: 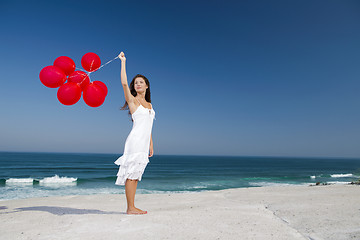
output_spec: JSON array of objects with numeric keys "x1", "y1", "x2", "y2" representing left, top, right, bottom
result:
[{"x1": 135, "y1": 98, "x2": 141, "y2": 105}]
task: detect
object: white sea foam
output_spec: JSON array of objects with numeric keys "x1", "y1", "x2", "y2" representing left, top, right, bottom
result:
[
  {"x1": 310, "y1": 176, "x2": 316, "y2": 179},
  {"x1": 6, "y1": 178, "x2": 34, "y2": 185},
  {"x1": 330, "y1": 173, "x2": 353, "y2": 178},
  {"x1": 249, "y1": 182, "x2": 308, "y2": 187},
  {"x1": 0, "y1": 186, "x2": 119, "y2": 201},
  {"x1": 39, "y1": 175, "x2": 77, "y2": 186},
  {"x1": 138, "y1": 189, "x2": 198, "y2": 194},
  {"x1": 189, "y1": 183, "x2": 218, "y2": 189},
  {"x1": 327, "y1": 181, "x2": 352, "y2": 185}
]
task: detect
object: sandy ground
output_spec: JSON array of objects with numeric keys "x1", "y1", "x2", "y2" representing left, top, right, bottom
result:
[{"x1": 1, "y1": 184, "x2": 359, "y2": 240}]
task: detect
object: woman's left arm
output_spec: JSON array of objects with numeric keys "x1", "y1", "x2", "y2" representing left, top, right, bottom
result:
[{"x1": 149, "y1": 134, "x2": 154, "y2": 157}]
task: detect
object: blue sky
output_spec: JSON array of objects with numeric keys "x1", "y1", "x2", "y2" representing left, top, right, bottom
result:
[{"x1": 0, "y1": 0, "x2": 359, "y2": 157}]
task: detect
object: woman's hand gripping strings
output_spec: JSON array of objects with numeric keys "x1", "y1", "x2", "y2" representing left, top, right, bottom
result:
[{"x1": 118, "y1": 51, "x2": 126, "y2": 62}]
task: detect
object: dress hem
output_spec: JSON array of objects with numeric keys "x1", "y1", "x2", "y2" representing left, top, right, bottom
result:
[{"x1": 114, "y1": 152, "x2": 149, "y2": 185}]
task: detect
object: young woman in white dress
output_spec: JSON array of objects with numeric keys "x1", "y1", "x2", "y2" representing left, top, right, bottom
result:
[{"x1": 115, "y1": 52, "x2": 155, "y2": 215}]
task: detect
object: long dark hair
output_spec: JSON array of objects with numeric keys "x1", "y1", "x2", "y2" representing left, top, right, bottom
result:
[{"x1": 121, "y1": 74, "x2": 151, "y2": 118}]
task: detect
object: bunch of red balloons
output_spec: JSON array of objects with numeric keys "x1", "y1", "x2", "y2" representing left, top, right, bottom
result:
[{"x1": 39, "y1": 52, "x2": 108, "y2": 107}]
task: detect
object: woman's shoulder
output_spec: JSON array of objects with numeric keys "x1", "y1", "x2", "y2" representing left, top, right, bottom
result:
[{"x1": 146, "y1": 100, "x2": 152, "y2": 106}]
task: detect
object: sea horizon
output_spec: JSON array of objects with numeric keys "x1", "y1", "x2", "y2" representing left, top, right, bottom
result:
[{"x1": 1, "y1": 150, "x2": 359, "y2": 160}]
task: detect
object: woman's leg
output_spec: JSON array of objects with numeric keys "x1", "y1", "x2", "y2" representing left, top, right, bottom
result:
[
  {"x1": 125, "y1": 179, "x2": 137, "y2": 208},
  {"x1": 125, "y1": 179, "x2": 147, "y2": 214}
]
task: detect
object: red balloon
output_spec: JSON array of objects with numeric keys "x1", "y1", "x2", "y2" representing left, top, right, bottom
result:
[
  {"x1": 83, "y1": 82, "x2": 106, "y2": 107},
  {"x1": 93, "y1": 81, "x2": 108, "y2": 96},
  {"x1": 81, "y1": 52, "x2": 101, "y2": 72},
  {"x1": 57, "y1": 82, "x2": 82, "y2": 106},
  {"x1": 53, "y1": 56, "x2": 76, "y2": 76},
  {"x1": 39, "y1": 65, "x2": 67, "y2": 88},
  {"x1": 68, "y1": 71, "x2": 90, "y2": 90}
]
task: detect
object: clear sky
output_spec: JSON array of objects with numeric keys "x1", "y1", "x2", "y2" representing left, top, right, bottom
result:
[{"x1": 0, "y1": 0, "x2": 359, "y2": 157}]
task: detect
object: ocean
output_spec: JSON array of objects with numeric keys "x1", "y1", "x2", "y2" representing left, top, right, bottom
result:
[{"x1": 1, "y1": 152, "x2": 360, "y2": 200}]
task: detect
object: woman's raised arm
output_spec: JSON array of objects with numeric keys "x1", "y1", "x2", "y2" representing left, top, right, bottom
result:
[{"x1": 119, "y1": 52, "x2": 133, "y2": 104}]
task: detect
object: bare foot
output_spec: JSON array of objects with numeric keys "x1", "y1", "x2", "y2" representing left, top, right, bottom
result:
[{"x1": 127, "y1": 207, "x2": 147, "y2": 215}]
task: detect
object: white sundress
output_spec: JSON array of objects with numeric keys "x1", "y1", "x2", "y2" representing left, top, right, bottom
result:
[{"x1": 114, "y1": 99, "x2": 156, "y2": 185}]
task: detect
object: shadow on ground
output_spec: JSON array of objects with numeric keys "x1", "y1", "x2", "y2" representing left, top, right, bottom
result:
[{"x1": 2, "y1": 206, "x2": 125, "y2": 216}]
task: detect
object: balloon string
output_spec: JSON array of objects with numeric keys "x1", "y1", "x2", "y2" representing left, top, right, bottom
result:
[
  {"x1": 75, "y1": 67, "x2": 85, "y2": 71},
  {"x1": 73, "y1": 55, "x2": 120, "y2": 85},
  {"x1": 92, "y1": 56, "x2": 119, "y2": 73}
]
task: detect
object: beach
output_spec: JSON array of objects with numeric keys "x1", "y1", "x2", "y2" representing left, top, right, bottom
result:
[{"x1": 1, "y1": 184, "x2": 359, "y2": 240}]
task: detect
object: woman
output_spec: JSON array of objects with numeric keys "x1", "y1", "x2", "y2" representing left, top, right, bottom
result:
[{"x1": 114, "y1": 52, "x2": 156, "y2": 215}]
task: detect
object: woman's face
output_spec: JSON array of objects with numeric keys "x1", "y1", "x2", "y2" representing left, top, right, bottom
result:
[{"x1": 134, "y1": 77, "x2": 148, "y2": 93}]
